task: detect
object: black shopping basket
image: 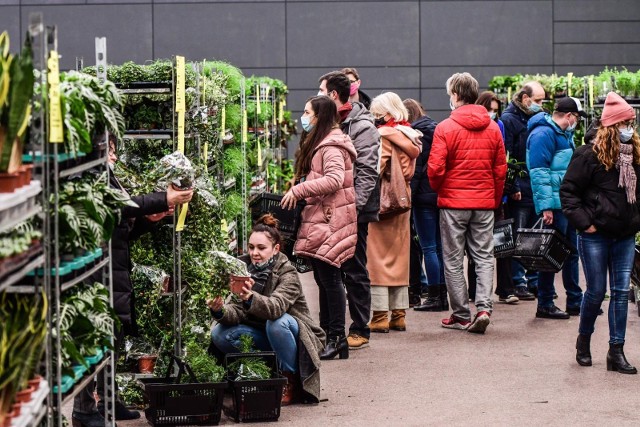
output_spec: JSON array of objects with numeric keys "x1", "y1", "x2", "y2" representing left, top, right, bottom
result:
[
  {"x1": 493, "y1": 219, "x2": 516, "y2": 258},
  {"x1": 513, "y1": 218, "x2": 576, "y2": 272},
  {"x1": 138, "y1": 356, "x2": 226, "y2": 426}
]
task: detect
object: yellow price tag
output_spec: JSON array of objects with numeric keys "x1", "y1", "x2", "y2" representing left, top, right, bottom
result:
[
  {"x1": 47, "y1": 51, "x2": 64, "y2": 143},
  {"x1": 589, "y1": 75, "x2": 594, "y2": 109},
  {"x1": 221, "y1": 218, "x2": 228, "y2": 234},
  {"x1": 242, "y1": 109, "x2": 248, "y2": 143},
  {"x1": 567, "y1": 72, "x2": 573, "y2": 97},
  {"x1": 220, "y1": 105, "x2": 226, "y2": 132},
  {"x1": 203, "y1": 142, "x2": 208, "y2": 163},
  {"x1": 177, "y1": 110, "x2": 185, "y2": 153},
  {"x1": 507, "y1": 87, "x2": 512, "y2": 103},
  {"x1": 176, "y1": 56, "x2": 185, "y2": 113},
  {"x1": 176, "y1": 202, "x2": 188, "y2": 232},
  {"x1": 257, "y1": 137, "x2": 262, "y2": 167},
  {"x1": 256, "y1": 84, "x2": 261, "y2": 115},
  {"x1": 278, "y1": 102, "x2": 284, "y2": 123}
]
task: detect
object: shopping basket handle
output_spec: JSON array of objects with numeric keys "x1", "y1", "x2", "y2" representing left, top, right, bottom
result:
[{"x1": 532, "y1": 217, "x2": 545, "y2": 229}]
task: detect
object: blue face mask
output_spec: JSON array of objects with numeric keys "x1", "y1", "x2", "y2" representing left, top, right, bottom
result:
[
  {"x1": 529, "y1": 103, "x2": 542, "y2": 113},
  {"x1": 300, "y1": 116, "x2": 314, "y2": 132},
  {"x1": 620, "y1": 127, "x2": 635, "y2": 142}
]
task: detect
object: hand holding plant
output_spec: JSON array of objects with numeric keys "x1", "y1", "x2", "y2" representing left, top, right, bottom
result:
[
  {"x1": 206, "y1": 296, "x2": 224, "y2": 312},
  {"x1": 166, "y1": 185, "x2": 194, "y2": 207}
]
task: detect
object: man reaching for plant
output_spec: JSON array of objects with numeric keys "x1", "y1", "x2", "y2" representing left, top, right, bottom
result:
[{"x1": 72, "y1": 136, "x2": 194, "y2": 427}]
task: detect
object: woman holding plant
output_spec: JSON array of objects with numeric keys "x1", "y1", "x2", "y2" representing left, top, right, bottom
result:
[
  {"x1": 208, "y1": 214, "x2": 325, "y2": 405},
  {"x1": 280, "y1": 95, "x2": 358, "y2": 361}
]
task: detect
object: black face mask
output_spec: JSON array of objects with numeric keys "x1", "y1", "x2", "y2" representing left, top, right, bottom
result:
[{"x1": 375, "y1": 117, "x2": 387, "y2": 127}]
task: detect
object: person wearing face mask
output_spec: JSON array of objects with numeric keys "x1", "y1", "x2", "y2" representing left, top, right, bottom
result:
[
  {"x1": 317, "y1": 71, "x2": 380, "y2": 351},
  {"x1": 560, "y1": 92, "x2": 640, "y2": 374},
  {"x1": 428, "y1": 73, "x2": 506, "y2": 334},
  {"x1": 281, "y1": 96, "x2": 358, "y2": 361},
  {"x1": 208, "y1": 214, "x2": 326, "y2": 404},
  {"x1": 526, "y1": 97, "x2": 585, "y2": 320},
  {"x1": 501, "y1": 82, "x2": 546, "y2": 302},
  {"x1": 340, "y1": 67, "x2": 371, "y2": 110}
]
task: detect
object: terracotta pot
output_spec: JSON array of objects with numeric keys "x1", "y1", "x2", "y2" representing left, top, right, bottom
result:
[
  {"x1": 10, "y1": 404, "x2": 20, "y2": 417},
  {"x1": 0, "y1": 172, "x2": 20, "y2": 193},
  {"x1": 20, "y1": 164, "x2": 33, "y2": 185},
  {"x1": 27, "y1": 375, "x2": 42, "y2": 391},
  {"x1": 138, "y1": 355, "x2": 157, "y2": 374},
  {"x1": 230, "y1": 275, "x2": 251, "y2": 294},
  {"x1": 14, "y1": 385, "x2": 34, "y2": 403}
]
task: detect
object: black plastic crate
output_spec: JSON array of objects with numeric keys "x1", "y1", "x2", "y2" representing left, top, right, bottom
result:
[
  {"x1": 224, "y1": 352, "x2": 287, "y2": 423},
  {"x1": 138, "y1": 357, "x2": 226, "y2": 426},
  {"x1": 513, "y1": 221, "x2": 575, "y2": 273},
  {"x1": 493, "y1": 219, "x2": 516, "y2": 258},
  {"x1": 249, "y1": 193, "x2": 305, "y2": 236}
]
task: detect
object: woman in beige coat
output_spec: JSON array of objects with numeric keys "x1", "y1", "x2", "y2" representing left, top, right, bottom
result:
[{"x1": 367, "y1": 92, "x2": 422, "y2": 332}]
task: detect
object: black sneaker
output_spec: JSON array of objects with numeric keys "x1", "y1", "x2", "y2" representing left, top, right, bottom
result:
[
  {"x1": 566, "y1": 306, "x2": 580, "y2": 316},
  {"x1": 498, "y1": 294, "x2": 519, "y2": 304},
  {"x1": 98, "y1": 400, "x2": 140, "y2": 421},
  {"x1": 536, "y1": 305, "x2": 570, "y2": 319},
  {"x1": 514, "y1": 287, "x2": 536, "y2": 301}
]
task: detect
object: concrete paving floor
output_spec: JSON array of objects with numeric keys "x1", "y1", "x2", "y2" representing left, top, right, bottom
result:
[{"x1": 65, "y1": 269, "x2": 640, "y2": 426}]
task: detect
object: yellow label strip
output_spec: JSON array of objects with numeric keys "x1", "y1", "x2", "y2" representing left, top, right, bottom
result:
[
  {"x1": 176, "y1": 202, "x2": 188, "y2": 232},
  {"x1": 47, "y1": 51, "x2": 64, "y2": 143}
]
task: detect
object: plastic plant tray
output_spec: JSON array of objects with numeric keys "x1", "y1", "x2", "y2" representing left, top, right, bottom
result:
[
  {"x1": 84, "y1": 348, "x2": 104, "y2": 366},
  {"x1": 52, "y1": 375, "x2": 75, "y2": 394}
]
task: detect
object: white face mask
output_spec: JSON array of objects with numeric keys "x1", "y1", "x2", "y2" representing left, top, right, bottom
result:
[
  {"x1": 620, "y1": 127, "x2": 635, "y2": 142},
  {"x1": 488, "y1": 112, "x2": 497, "y2": 120}
]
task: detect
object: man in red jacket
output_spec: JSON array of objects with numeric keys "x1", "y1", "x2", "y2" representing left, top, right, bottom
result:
[{"x1": 428, "y1": 72, "x2": 507, "y2": 334}]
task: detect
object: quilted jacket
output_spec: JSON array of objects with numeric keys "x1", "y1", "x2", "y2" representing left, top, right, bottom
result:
[
  {"x1": 526, "y1": 113, "x2": 575, "y2": 215},
  {"x1": 292, "y1": 129, "x2": 358, "y2": 267},
  {"x1": 428, "y1": 104, "x2": 507, "y2": 210}
]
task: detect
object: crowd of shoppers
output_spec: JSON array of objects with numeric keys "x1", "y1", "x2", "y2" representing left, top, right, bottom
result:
[{"x1": 205, "y1": 68, "x2": 640, "y2": 407}]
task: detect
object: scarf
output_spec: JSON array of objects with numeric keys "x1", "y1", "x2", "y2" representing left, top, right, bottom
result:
[
  {"x1": 338, "y1": 102, "x2": 353, "y2": 122},
  {"x1": 378, "y1": 117, "x2": 412, "y2": 128},
  {"x1": 617, "y1": 142, "x2": 637, "y2": 204},
  {"x1": 247, "y1": 255, "x2": 276, "y2": 295}
]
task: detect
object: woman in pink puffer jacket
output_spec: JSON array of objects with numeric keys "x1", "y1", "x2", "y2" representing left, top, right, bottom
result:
[{"x1": 281, "y1": 95, "x2": 357, "y2": 361}]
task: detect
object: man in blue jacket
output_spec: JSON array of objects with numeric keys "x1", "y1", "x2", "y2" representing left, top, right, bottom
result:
[
  {"x1": 501, "y1": 81, "x2": 545, "y2": 301},
  {"x1": 526, "y1": 97, "x2": 585, "y2": 319}
]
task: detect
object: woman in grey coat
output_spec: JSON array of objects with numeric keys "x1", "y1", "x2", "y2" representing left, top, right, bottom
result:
[{"x1": 208, "y1": 214, "x2": 326, "y2": 404}]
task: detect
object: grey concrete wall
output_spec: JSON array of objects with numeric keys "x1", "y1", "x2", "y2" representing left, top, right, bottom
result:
[{"x1": 2, "y1": 0, "x2": 639, "y2": 124}]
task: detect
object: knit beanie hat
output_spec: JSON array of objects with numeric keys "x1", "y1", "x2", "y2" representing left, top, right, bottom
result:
[{"x1": 601, "y1": 92, "x2": 635, "y2": 127}]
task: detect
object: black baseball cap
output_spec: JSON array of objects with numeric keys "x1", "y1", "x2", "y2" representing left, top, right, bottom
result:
[{"x1": 554, "y1": 97, "x2": 587, "y2": 118}]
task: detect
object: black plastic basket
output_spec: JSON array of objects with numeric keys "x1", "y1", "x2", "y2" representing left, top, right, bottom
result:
[
  {"x1": 493, "y1": 219, "x2": 516, "y2": 258},
  {"x1": 138, "y1": 356, "x2": 226, "y2": 426},
  {"x1": 513, "y1": 218, "x2": 576, "y2": 272},
  {"x1": 224, "y1": 352, "x2": 287, "y2": 423},
  {"x1": 281, "y1": 236, "x2": 313, "y2": 274},
  {"x1": 249, "y1": 193, "x2": 306, "y2": 236}
]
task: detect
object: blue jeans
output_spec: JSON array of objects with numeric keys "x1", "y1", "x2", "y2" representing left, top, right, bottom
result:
[
  {"x1": 510, "y1": 204, "x2": 539, "y2": 291},
  {"x1": 413, "y1": 206, "x2": 444, "y2": 287},
  {"x1": 578, "y1": 233, "x2": 635, "y2": 344},
  {"x1": 537, "y1": 209, "x2": 582, "y2": 308},
  {"x1": 211, "y1": 313, "x2": 299, "y2": 373}
]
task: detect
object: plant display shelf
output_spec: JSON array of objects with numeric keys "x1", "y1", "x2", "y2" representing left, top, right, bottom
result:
[
  {"x1": 55, "y1": 353, "x2": 112, "y2": 408},
  {"x1": 0, "y1": 180, "x2": 42, "y2": 234},
  {"x1": 0, "y1": 253, "x2": 45, "y2": 293},
  {"x1": 9, "y1": 377, "x2": 50, "y2": 427}
]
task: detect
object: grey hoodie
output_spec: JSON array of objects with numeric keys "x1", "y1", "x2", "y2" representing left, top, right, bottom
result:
[{"x1": 341, "y1": 102, "x2": 381, "y2": 223}]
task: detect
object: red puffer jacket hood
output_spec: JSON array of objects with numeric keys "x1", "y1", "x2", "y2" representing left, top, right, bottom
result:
[{"x1": 450, "y1": 104, "x2": 492, "y2": 131}]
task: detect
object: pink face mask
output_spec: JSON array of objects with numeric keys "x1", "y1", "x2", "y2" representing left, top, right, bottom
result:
[{"x1": 349, "y1": 80, "x2": 361, "y2": 96}]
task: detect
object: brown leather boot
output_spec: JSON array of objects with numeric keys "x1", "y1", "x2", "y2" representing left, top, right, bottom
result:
[
  {"x1": 389, "y1": 309, "x2": 407, "y2": 331},
  {"x1": 369, "y1": 311, "x2": 389, "y2": 333},
  {"x1": 281, "y1": 371, "x2": 300, "y2": 405}
]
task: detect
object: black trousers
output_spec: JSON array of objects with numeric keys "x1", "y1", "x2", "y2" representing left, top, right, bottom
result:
[
  {"x1": 341, "y1": 222, "x2": 371, "y2": 338},
  {"x1": 312, "y1": 258, "x2": 347, "y2": 338}
]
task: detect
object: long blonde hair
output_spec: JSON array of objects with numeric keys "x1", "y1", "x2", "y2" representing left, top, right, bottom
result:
[{"x1": 593, "y1": 125, "x2": 640, "y2": 170}]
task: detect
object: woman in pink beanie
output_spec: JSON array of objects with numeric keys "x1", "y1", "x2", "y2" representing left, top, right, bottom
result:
[{"x1": 560, "y1": 91, "x2": 639, "y2": 374}]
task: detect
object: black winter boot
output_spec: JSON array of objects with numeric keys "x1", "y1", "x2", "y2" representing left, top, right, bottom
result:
[
  {"x1": 575, "y1": 334, "x2": 592, "y2": 366},
  {"x1": 413, "y1": 285, "x2": 441, "y2": 311},
  {"x1": 607, "y1": 343, "x2": 637, "y2": 374},
  {"x1": 319, "y1": 335, "x2": 349, "y2": 360}
]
